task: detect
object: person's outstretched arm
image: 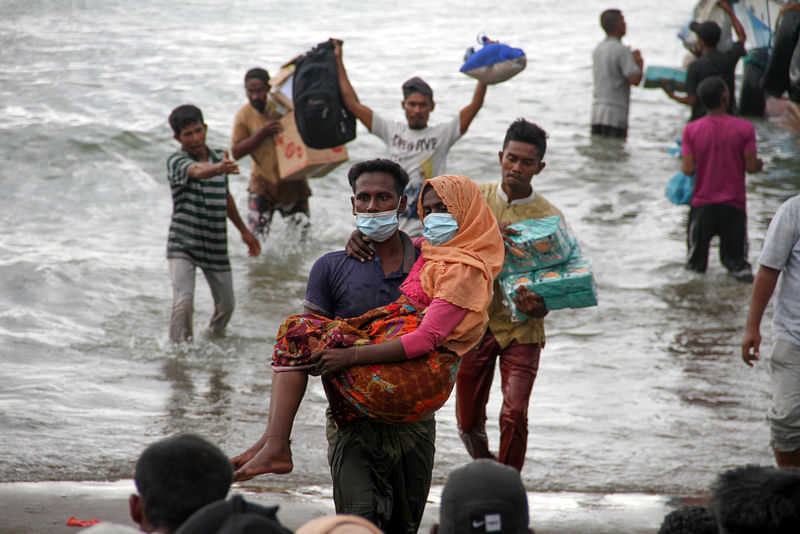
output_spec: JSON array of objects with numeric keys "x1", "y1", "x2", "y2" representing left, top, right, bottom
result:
[
  {"x1": 188, "y1": 150, "x2": 240, "y2": 180},
  {"x1": 333, "y1": 39, "x2": 374, "y2": 131},
  {"x1": 663, "y1": 84, "x2": 697, "y2": 106},
  {"x1": 459, "y1": 80, "x2": 487, "y2": 134},
  {"x1": 719, "y1": 0, "x2": 747, "y2": 44},
  {"x1": 742, "y1": 265, "x2": 780, "y2": 366}
]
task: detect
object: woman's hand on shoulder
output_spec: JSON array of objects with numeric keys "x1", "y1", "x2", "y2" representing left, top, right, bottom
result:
[{"x1": 346, "y1": 229, "x2": 373, "y2": 262}]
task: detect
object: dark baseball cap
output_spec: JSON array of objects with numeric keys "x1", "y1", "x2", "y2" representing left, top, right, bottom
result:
[
  {"x1": 439, "y1": 460, "x2": 530, "y2": 534},
  {"x1": 402, "y1": 76, "x2": 433, "y2": 100},
  {"x1": 690, "y1": 20, "x2": 721, "y2": 48},
  {"x1": 173, "y1": 495, "x2": 292, "y2": 534}
]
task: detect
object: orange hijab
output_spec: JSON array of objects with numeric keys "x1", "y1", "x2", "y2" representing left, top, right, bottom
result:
[{"x1": 417, "y1": 174, "x2": 504, "y2": 355}]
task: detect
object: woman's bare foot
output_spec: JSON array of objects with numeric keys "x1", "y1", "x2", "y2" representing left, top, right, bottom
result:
[
  {"x1": 233, "y1": 437, "x2": 293, "y2": 481},
  {"x1": 230, "y1": 434, "x2": 268, "y2": 469}
]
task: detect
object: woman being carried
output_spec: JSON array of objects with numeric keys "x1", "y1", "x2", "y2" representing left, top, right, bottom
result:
[{"x1": 232, "y1": 173, "x2": 504, "y2": 480}]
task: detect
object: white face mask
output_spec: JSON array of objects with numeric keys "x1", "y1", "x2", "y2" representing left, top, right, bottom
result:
[
  {"x1": 423, "y1": 213, "x2": 459, "y2": 245},
  {"x1": 355, "y1": 205, "x2": 400, "y2": 243}
]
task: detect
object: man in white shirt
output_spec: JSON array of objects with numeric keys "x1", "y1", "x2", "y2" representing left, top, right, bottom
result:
[
  {"x1": 591, "y1": 9, "x2": 643, "y2": 138},
  {"x1": 335, "y1": 40, "x2": 487, "y2": 236}
]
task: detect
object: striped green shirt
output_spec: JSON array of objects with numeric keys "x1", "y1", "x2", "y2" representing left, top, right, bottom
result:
[{"x1": 166, "y1": 147, "x2": 230, "y2": 272}]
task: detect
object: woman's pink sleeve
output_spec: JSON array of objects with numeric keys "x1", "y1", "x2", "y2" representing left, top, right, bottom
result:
[
  {"x1": 411, "y1": 236, "x2": 426, "y2": 248},
  {"x1": 401, "y1": 298, "x2": 468, "y2": 358}
]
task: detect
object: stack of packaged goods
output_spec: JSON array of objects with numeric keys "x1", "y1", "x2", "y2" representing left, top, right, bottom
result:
[{"x1": 499, "y1": 216, "x2": 597, "y2": 321}]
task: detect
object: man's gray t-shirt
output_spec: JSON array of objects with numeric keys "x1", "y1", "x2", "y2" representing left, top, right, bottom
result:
[
  {"x1": 759, "y1": 195, "x2": 800, "y2": 346},
  {"x1": 591, "y1": 36, "x2": 641, "y2": 129}
]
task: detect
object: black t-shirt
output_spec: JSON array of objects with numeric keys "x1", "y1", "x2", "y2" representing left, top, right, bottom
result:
[{"x1": 685, "y1": 42, "x2": 746, "y2": 121}]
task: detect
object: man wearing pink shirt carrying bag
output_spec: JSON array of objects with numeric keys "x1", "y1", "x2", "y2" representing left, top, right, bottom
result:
[{"x1": 681, "y1": 75, "x2": 763, "y2": 282}]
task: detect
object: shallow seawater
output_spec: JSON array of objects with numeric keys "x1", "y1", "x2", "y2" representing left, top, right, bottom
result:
[{"x1": 1, "y1": 0, "x2": 798, "y2": 500}]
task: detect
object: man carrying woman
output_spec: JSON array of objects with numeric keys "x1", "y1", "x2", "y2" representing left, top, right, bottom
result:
[{"x1": 232, "y1": 162, "x2": 504, "y2": 534}]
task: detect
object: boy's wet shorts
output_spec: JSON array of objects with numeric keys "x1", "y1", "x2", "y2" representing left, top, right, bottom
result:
[{"x1": 768, "y1": 339, "x2": 800, "y2": 452}]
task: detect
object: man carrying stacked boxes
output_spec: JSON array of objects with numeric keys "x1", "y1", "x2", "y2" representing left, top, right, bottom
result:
[{"x1": 456, "y1": 118, "x2": 596, "y2": 471}]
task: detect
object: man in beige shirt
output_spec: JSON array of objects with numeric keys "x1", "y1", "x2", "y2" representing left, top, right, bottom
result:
[
  {"x1": 456, "y1": 118, "x2": 562, "y2": 472},
  {"x1": 231, "y1": 67, "x2": 311, "y2": 240}
]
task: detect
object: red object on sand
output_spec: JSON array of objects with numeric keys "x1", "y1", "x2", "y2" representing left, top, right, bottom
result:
[{"x1": 66, "y1": 517, "x2": 102, "y2": 527}]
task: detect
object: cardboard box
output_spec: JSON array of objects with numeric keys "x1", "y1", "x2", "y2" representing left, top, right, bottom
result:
[
  {"x1": 499, "y1": 247, "x2": 597, "y2": 320},
  {"x1": 500, "y1": 216, "x2": 574, "y2": 275},
  {"x1": 269, "y1": 64, "x2": 295, "y2": 114},
  {"x1": 274, "y1": 112, "x2": 348, "y2": 181}
]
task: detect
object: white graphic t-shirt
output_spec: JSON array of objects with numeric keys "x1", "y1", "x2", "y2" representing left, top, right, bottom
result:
[{"x1": 371, "y1": 113, "x2": 462, "y2": 229}]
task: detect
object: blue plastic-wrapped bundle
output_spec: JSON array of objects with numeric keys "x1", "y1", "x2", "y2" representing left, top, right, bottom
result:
[
  {"x1": 499, "y1": 247, "x2": 598, "y2": 320},
  {"x1": 461, "y1": 38, "x2": 526, "y2": 85},
  {"x1": 500, "y1": 216, "x2": 573, "y2": 275}
]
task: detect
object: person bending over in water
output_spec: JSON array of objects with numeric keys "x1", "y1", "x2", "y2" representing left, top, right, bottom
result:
[{"x1": 232, "y1": 168, "x2": 504, "y2": 534}]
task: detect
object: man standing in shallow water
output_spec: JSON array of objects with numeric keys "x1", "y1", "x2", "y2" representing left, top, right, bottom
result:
[
  {"x1": 662, "y1": 1, "x2": 747, "y2": 122},
  {"x1": 231, "y1": 67, "x2": 311, "y2": 240},
  {"x1": 456, "y1": 118, "x2": 564, "y2": 471},
  {"x1": 591, "y1": 8, "x2": 643, "y2": 138},
  {"x1": 166, "y1": 104, "x2": 260, "y2": 343},
  {"x1": 232, "y1": 159, "x2": 431, "y2": 534},
  {"x1": 743, "y1": 193, "x2": 800, "y2": 468}
]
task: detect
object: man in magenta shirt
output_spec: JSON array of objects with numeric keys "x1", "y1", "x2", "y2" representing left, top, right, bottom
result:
[{"x1": 681, "y1": 75, "x2": 763, "y2": 282}]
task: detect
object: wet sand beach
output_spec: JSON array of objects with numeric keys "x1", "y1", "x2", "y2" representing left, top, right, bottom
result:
[{"x1": 0, "y1": 481, "x2": 677, "y2": 534}]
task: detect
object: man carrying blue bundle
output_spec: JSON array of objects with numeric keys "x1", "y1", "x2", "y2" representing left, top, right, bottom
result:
[
  {"x1": 334, "y1": 40, "x2": 487, "y2": 236},
  {"x1": 455, "y1": 118, "x2": 564, "y2": 471},
  {"x1": 680, "y1": 76, "x2": 762, "y2": 282}
]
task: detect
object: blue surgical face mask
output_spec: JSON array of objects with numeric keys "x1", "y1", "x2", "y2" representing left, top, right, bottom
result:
[
  {"x1": 423, "y1": 213, "x2": 459, "y2": 245},
  {"x1": 356, "y1": 207, "x2": 400, "y2": 243}
]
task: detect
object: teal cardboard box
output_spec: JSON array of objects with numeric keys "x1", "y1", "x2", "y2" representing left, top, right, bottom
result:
[
  {"x1": 501, "y1": 216, "x2": 573, "y2": 275},
  {"x1": 500, "y1": 248, "x2": 597, "y2": 320},
  {"x1": 644, "y1": 66, "x2": 686, "y2": 91}
]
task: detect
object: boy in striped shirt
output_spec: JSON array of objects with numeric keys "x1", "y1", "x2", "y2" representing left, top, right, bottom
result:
[{"x1": 166, "y1": 104, "x2": 260, "y2": 343}]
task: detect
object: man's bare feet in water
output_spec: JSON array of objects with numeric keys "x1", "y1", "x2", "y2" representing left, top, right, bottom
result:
[
  {"x1": 230, "y1": 434, "x2": 267, "y2": 470},
  {"x1": 233, "y1": 437, "x2": 293, "y2": 481}
]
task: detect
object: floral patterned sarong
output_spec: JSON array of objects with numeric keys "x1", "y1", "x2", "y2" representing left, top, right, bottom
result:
[{"x1": 272, "y1": 296, "x2": 460, "y2": 424}]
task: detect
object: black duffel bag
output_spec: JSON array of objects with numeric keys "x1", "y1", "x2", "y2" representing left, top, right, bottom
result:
[{"x1": 292, "y1": 39, "x2": 356, "y2": 149}]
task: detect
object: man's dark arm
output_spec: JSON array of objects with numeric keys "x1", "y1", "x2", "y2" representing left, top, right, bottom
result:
[{"x1": 232, "y1": 121, "x2": 282, "y2": 160}]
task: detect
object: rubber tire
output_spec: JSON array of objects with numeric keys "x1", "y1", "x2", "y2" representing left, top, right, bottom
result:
[
  {"x1": 761, "y1": 9, "x2": 800, "y2": 97},
  {"x1": 790, "y1": 37, "x2": 800, "y2": 102},
  {"x1": 740, "y1": 52, "x2": 767, "y2": 116}
]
